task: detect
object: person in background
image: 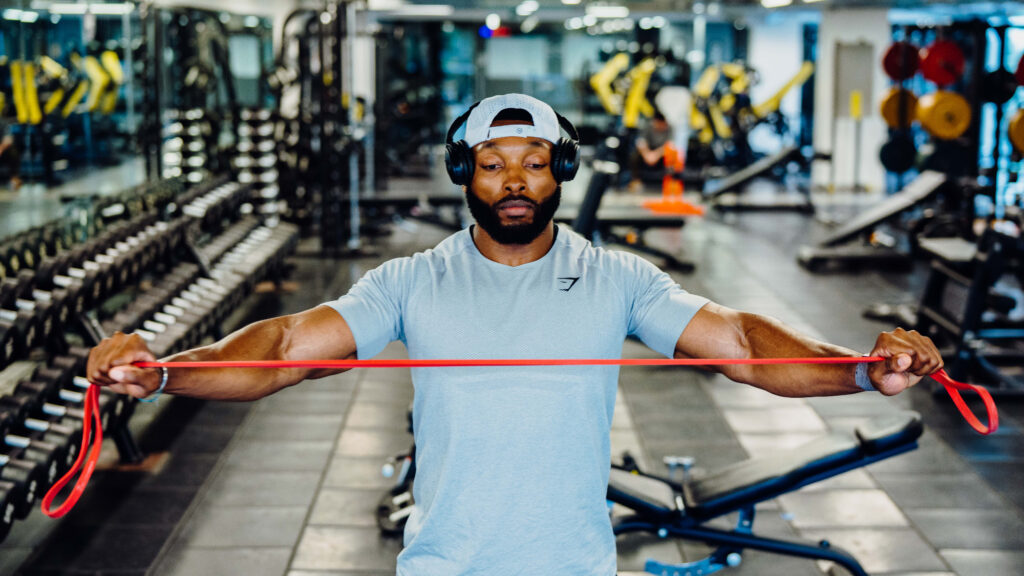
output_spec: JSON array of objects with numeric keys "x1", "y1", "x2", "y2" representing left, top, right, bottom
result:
[{"x1": 628, "y1": 110, "x2": 672, "y2": 193}]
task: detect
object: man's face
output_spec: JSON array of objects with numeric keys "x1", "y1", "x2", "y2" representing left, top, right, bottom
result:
[{"x1": 466, "y1": 135, "x2": 561, "y2": 245}]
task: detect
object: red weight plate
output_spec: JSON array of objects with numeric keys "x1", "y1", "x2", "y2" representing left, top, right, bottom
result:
[
  {"x1": 920, "y1": 39, "x2": 965, "y2": 86},
  {"x1": 882, "y1": 41, "x2": 920, "y2": 81}
]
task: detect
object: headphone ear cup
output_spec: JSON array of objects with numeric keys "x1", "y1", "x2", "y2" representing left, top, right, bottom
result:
[
  {"x1": 445, "y1": 141, "x2": 473, "y2": 186},
  {"x1": 551, "y1": 138, "x2": 580, "y2": 182}
]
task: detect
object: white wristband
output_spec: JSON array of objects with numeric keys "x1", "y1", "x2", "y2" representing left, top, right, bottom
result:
[
  {"x1": 855, "y1": 361, "x2": 876, "y2": 392},
  {"x1": 140, "y1": 366, "x2": 169, "y2": 403}
]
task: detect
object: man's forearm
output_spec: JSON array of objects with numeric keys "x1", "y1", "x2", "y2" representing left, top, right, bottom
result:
[
  {"x1": 723, "y1": 312, "x2": 863, "y2": 397},
  {"x1": 161, "y1": 316, "x2": 337, "y2": 401}
]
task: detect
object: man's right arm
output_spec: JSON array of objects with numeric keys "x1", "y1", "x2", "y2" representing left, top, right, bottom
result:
[{"x1": 87, "y1": 305, "x2": 357, "y2": 401}]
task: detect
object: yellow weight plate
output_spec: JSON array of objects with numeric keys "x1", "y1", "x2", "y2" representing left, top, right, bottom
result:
[
  {"x1": 1009, "y1": 109, "x2": 1024, "y2": 154},
  {"x1": 916, "y1": 90, "x2": 971, "y2": 140},
  {"x1": 879, "y1": 88, "x2": 917, "y2": 128}
]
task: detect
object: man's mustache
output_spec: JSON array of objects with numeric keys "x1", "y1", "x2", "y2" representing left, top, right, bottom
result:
[{"x1": 493, "y1": 194, "x2": 539, "y2": 209}]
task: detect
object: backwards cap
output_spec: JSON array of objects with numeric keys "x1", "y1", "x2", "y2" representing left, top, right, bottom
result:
[{"x1": 462, "y1": 93, "x2": 561, "y2": 147}]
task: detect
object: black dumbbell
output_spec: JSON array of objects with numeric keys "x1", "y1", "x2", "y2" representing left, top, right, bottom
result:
[
  {"x1": 0, "y1": 299, "x2": 39, "y2": 355},
  {"x1": 0, "y1": 478, "x2": 16, "y2": 543},
  {"x1": 0, "y1": 451, "x2": 42, "y2": 520},
  {"x1": 43, "y1": 384, "x2": 119, "y2": 434},
  {"x1": 0, "y1": 273, "x2": 61, "y2": 345},
  {"x1": 10, "y1": 270, "x2": 72, "y2": 329},
  {"x1": 34, "y1": 257, "x2": 88, "y2": 316},
  {"x1": 64, "y1": 247, "x2": 115, "y2": 300},
  {"x1": 37, "y1": 255, "x2": 99, "y2": 309},
  {"x1": 0, "y1": 412, "x2": 64, "y2": 487},
  {"x1": 0, "y1": 393, "x2": 77, "y2": 472}
]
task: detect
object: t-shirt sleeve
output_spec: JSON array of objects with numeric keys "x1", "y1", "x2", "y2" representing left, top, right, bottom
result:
[
  {"x1": 322, "y1": 259, "x2": 406, "y2": 360},
  {"x1": 626, "y1": 255, "x2": 709, "y2": 358}
]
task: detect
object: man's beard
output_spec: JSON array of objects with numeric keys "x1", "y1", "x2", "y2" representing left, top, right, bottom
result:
[{"x1": 465, "y1": 186, "x2": 561, "y2": 245}]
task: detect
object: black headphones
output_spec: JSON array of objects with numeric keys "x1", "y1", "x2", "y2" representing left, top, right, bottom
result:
[{"x1": 444, "y1": 101, "x2": 581, "y2": 186}]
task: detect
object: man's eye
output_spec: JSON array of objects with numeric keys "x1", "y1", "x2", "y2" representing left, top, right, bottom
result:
[
  {"x1": 528, "y1": 163, "x2": 548, "y2": 169},
  {"x1": 482, "y1": 164, "x2": 500, "y2": 170}
]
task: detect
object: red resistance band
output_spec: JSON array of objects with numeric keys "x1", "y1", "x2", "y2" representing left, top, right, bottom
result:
[
  {"x1": 40, "y1": 385, "x2": 103, "y2": 518},
  {"x1": 43, "y1": 356, "x2": 998, "y2": 519},
  {"x1": 135, "y1": 356, "x2": 997, "y2": 435}
]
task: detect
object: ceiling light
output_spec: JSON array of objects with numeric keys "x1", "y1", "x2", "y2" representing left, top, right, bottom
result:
[
  {"x1": 585, "y1": 5, "x2": 629, "y2": 19},
  {"x1": 521, "y1": 14, "x2": 539, "y2": 32},
  {"x1": 86, "y1": 3, "x2": 133, "y2": 15},
  {"x1": 384, "y1": 4, "x2": 455, "y2": 17},
  {"x1": 761, "y1": 0, "x2": 793, "y2": 7},
  {"x1": 516, "y1": 0, "x2": 538, "y2": 16},
  {"x1": 561, "y1": 0, "x2": 581, "y2": 5},
  {"x1": 485, "y1": 13, "x2": 501, "y2": 30}
]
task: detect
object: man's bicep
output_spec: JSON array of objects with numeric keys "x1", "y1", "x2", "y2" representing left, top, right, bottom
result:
[
  {"x1": 286, "y1": 305, "x2": 360, "y2": 362},
  {"x1": 674, "y1": 302, "x2": 747, "y2": 360}
]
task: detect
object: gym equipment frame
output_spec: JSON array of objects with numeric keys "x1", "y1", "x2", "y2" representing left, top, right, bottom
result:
[{"x1": 608, "y1": 411, "x2": 923, "y2": 576}]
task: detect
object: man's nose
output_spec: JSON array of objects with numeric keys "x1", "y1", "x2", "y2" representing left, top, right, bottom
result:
[{"x1": 503, "y1": 167, "x2": 526, "y2": 193}]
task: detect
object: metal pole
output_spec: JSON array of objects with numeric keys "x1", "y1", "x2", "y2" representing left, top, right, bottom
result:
[
  {"x1": 123, "y1": 10, "x2": 136, "y2": 134},
  {"x1": 346, "y1": 0, "x2": 361, "y2": 251}
]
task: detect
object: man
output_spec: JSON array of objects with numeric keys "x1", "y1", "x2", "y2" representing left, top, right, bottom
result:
[
  {"x1": 89, "y1": 93, "x2": 942, "y2": 575},
  {"x1": 628, "y1": 110, "x2": 672, "y2": 193}
]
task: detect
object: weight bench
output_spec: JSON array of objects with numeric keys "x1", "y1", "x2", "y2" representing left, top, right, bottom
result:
[{"x1": 608, "y1": 411, "x2": 923, "y2": 576}]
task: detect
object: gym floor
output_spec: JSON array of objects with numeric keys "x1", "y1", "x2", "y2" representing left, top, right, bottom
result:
[{"x1": 0, "y1": 164, "x2": 1022, "y2": 576}]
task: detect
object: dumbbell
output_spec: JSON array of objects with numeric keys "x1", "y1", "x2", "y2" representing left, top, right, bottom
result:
[
  {"x1": 63, "y1": 247, "x2": 117, "y2": 299},
  {"x1": 0, "y1": 293, "x2": 40, "y2": 355},
  {"x1": 0, "y1": 272, "x2": 64, "y2": 344},
  {"x1": 7, "y1": 236, "x2": 42, "y2": 272},
  {"x1": 131, "y1": 296, "x2": 212, "y2": 347},
  {"x1": 0, "y1": 392, "x2": 78, "y2": 472},
  {"x1": 8, "y1": 269, "x2": 74, "y2": 328},
  {"x1": 0, "y1": 409, "x2": 66, "y2": 476},
  {"x1": 42, "y1": 378, "x2": 122, "y2": 433},
  {"x1": 77, "y1": 241, "x2": 128, "y2": 294},
  {"x1": 0, "y1": 448, "x2": 43, "y2": 520},
  {"x1": 0, "y1": 478, "x2": 15, "y2": 543},
  {"x1": 36, "y1": 255, "x2": 100, "y2": 309}
]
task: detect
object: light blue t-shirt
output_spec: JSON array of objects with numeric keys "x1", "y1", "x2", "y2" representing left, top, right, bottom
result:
[{"x1": 326, "y1": 224, "x2": 708, "y2": 575}]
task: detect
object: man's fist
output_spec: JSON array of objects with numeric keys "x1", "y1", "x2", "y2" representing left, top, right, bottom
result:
[
  {"x1": 87, "y1": 332, "x2": 162, "y2": 399},
  {"x1": 868, "y1": 327, "x2": 943, "y2": 396}
]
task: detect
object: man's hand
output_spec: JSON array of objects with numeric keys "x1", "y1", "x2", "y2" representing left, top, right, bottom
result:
[
  {"x1": 868, "y1": 328, "x2": 944, "y2": 395},
  {"x1": 87, "y1": 332, "x2": 162, "y2": 399}
]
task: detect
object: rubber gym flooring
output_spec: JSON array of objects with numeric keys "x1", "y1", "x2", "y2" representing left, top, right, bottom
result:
[{"x1": 0, "y1": 166, "x2": 1022, "y2": 576}]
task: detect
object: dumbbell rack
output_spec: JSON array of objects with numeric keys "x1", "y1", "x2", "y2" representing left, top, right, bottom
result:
[
  {"x1": 234, "y1": 108, "x2": 283, "y2": 221},
  {"x1": 0, "y1": 174, "x2": 299, "y2": 545},
  {"x1": 161, "y1": 108, "x2": 213, "y2": 184}
]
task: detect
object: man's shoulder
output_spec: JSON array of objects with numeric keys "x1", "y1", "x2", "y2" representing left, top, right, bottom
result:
[
  {"x1": 557, "y1": 225, "x2": 660, "y2": 277},
  {"x1": 375, "y1": 228, "x2": 471, "y2": 275}
]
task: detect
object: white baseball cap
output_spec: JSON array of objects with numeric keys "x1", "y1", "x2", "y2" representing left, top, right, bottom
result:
[{"x1": 462, "y1": 93, "x2": 561, "y2": 148}]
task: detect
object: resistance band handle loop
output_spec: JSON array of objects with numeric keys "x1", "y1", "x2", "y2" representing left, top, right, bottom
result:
[
  {"x1": 40, "y1": 384, "x2": 103, "y2": 518},
  {"x1": 932, "y1": 369, "x2": 999, "y2": 435}
]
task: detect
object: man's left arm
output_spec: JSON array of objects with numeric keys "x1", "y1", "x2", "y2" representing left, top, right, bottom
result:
[{"x1": 675, "y1": 302, "x2": 944, "y2": 397}]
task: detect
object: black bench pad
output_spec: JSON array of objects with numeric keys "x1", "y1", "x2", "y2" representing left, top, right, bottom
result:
[{"x1": 607, "y1": 411, "x2": 923, "y2": 522}]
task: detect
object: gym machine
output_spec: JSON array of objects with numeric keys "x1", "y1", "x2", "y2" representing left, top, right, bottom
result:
[{"x1": 138, "y1": 5, "x2": 240, "y2": 184}]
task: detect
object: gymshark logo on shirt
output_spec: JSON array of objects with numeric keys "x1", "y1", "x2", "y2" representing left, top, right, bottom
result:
[{"x1": 557, "y1": 277, "x2": 580, "y2": 292}]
